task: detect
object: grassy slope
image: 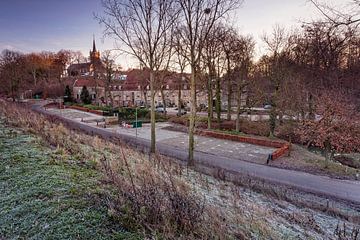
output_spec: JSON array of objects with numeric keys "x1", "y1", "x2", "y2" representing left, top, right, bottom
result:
[{"x1": 0, "y1": 123, "x2": 140, "y2": 240}]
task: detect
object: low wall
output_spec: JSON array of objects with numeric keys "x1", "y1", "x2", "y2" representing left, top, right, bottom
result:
[
  {"x1": 65, "y1": 105, "x2": 104, "y2": 116},
  {"x1": 197, "y1": 130, "x2": 290, "y2": 161}
]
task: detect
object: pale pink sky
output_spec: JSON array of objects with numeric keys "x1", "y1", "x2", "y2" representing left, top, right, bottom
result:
[{"x1": 0, "y1": 0, "x2": 349, "y2": 68}]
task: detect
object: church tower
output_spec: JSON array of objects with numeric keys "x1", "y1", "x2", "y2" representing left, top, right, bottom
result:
[{"x1": 89, "y1": 36, "x2": 100, "y2": 63}]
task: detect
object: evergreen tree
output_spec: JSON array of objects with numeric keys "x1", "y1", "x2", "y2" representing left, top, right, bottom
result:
[
  {"x1": 80, "y1": 86, "x2": 91, "y2": 104},
  {"x1": 64, "y1": 85, "x2": 73, "y2": 103}
]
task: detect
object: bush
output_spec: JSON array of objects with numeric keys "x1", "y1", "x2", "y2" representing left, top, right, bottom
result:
[
  {"x1": 118, "y1": 107, "x2": 150, "y2": 121},
  {"x1": 276, "y1": 121, "x2": 301, "y2": 143},
  {"x1": 80, "y1": 86, "x2": 91, "y2": 104}
]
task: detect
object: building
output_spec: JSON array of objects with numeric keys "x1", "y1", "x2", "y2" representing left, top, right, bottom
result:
[
  {"x1": 73, "y1": 78, "x2": 105, "y2": 102},
  {"x1": 67, "y1": 39, "x2": 244, "y2": 108},
  {"x1": 108, "y1": 69, "x2": 208, "y2": 107},
  {"x1": 67, "y1": 37, "x2": 105, "y2": 77}
]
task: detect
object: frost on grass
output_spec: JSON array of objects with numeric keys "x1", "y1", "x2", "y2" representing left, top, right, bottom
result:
[
  {"x1": 0, "y1": 101, "x2": 359, "y2": 239},
  {"x1": 0, "y1": 120, "x2": 138, "y2": 240}
]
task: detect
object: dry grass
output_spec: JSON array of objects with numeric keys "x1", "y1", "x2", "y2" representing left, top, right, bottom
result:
[
  {"x1": 2, "y1": 100, "x2": 358, "y2": 239},
  {"x1": 0, "y1": 100, "x2": 248, "y2": 239}
]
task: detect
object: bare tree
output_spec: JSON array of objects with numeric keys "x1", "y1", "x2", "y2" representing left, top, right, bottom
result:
[
  {"x1": 173, "y1": 30, "x2": 189, "y2": 116},
  {"x1": 101, "y1": 50, "x2": 117, "y2": 106},
  {"x1": 310, "y1": 0, "x2": 360, "y2": 27},
  {"x1": 97, "y1": 0, "x2": 178, "y2": 153},
  {"x1": 0, "y1": 50, "x2": 25, "y2": 100},
  {"x1": 176, "y1": 0, "x2": 242, "y2": 165},
  {"x1": 220, "y1": 26, "x2": 237, "y2": 121},
  {"x1": 262, "y1": 25, "x2": 290, "y2": 137},
  {"x1": 202, "y1": 24, "x2": 224, "y2": 128},
  {"x1": 233, "y1": 35, "x2": 254, "y2": 132},
  {"x1": 25, "y1": 53, "x2": 44, "y2": 87},
  {"x1": 70, "y1": 51, "x2": 86, "y2": 64}
]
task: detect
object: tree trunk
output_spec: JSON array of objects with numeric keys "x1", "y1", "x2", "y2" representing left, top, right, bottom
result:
[
  {"x1": 226, "y1": 59, "x2": 231, "y2": 121},
  {"x1": 105, "y1": 85, "x2": 108, "y2": 106},
  {"x1": 178, "y1": 74, "x2": 182, "y2": 116},
  {"x1": 150, "y1": 71, "x2": 156, "y2": 153},
  {"x1": 143, "y1": 90, "x2": 148, "y2": 107},
  {"x1": 32, "y1": 70, "x2": 37, "y2": 86},
  {"x1": 279, "y1": 111, "x2": 284, "y2": 125},
  {"x1": 308, "y1": 92, "x2": 315, "y2": 120},
  {"x1": 207, "y1": 77, "x2": 213, "y2": 129},
  {"x1": 109, "y1": 90, "x2": 114, "y2": 107},
  {"x1": 161, "y1": 88, "x2": 167, "y2": 116},
  {"x1": 188, "y1": 64, "x2": 196, "y2": 166},
  {"x1": 235, "y1": 84, "x2": 242, "y2": 132},
  {"x1": 269, "y1": 108, "x2": 276, "y2": 137},
  {"x1": 324, "y1": 140, "x2": 334, "y2": 167},
  {"x1": 215, "y1": 77, "x2": 221, "y2": 126}
]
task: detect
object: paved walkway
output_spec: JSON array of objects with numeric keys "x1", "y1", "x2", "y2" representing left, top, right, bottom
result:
[
  {"x1": 46, "y1": 108, "x2": 274, "y2": 165},
  {"x1": 35, "y1": 106, "x2": 360, "y2": 205}
]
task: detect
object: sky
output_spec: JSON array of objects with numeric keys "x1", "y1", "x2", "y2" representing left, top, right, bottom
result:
[{"x1": 0, "y1": 0, "x2": 347, "y2": 68}]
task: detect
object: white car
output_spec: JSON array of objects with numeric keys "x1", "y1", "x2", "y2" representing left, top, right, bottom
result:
[{"x1": 155, "y1": 107, "x2": 167, "y2": 113}]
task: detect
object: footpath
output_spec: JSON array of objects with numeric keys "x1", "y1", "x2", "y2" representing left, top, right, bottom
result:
[{"x1": 32, "y1": 103, "x2": 360, "y2": 205}]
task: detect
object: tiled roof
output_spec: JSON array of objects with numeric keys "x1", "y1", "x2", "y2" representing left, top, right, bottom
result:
[
  {"x1": 68, "y1": 63, "x2": 91, "y2": 70},
  {"x1": 73, "y1": 78, "x2": 105, "y2": 88},
  {"x1": 110, "y1": 69, "x2": 190, "y2": 91}
]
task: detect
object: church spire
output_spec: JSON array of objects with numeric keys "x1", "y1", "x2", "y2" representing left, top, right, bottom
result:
[{"x1": 92, "y1": 34, "x2": 96, "y2": 52}]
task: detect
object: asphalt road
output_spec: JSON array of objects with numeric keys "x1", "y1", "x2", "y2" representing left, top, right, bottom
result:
[{"x1": 32, "y1": 104, "x2": 360, "y2": 205}]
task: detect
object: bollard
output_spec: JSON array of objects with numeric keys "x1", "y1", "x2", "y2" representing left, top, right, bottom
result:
[{"x1": 266, "y1": 154, "x2": 272, "y2": 164}]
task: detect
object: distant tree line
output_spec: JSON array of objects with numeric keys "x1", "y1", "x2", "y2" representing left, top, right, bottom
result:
[{"x1": 0, "y1": 49, "x2": 86, "y2": 99}]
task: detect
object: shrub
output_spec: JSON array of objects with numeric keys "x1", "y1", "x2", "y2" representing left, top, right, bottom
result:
[
  {"x1": 80, "y1": 86, "x2": 91, "y2": 104},
  {"x1": 118, "y1": 107, "x2": 149, "y2": 120},
  {"x1": 276, "y1": 121, "x2": 301, "y2": 143}
]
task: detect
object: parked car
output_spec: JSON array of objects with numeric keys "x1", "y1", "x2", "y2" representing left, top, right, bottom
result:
[
  {"x1": 263, "y1": 104, "x2": 272, "y2": 110},
  {"x1": 155, "y1": 106, "x2": 167, "y2": 114}
]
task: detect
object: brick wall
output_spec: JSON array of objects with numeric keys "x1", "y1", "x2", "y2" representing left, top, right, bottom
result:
[{"x1": 197, "y1": 130, "x2": 290, "y2": 161}]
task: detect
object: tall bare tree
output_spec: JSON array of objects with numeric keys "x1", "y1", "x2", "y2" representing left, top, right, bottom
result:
[
  {"x1": 0, "y1": 50, "x2": 25, "y2": 100},
  {"x1": 220, "y1": 26, "x2": 237, "y2": 121},
  {"x1": 97, "y1": 0, "x2": 178, "y2": 153},
  {"x1": 202, "y1": 24, "x2": 224, "y2": 128},
  {"x1": 176, "y1": 0, "x2": 242, "y2": 165},
  {"x1": 101, "y1": 50, "x2": 117, "y2": 106},
  {"x1": 233, "y1": 35, "x2": 254, "y2": 132},
  {"x1": 310, "y1": 0, "x2": 360, "y2": 27},
  {"x1": 262, "y1": 25, "x2": 290, "y2": 137},
  {"x1": 173, "y1": 30, "x2": 189, "y2": 116}
]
